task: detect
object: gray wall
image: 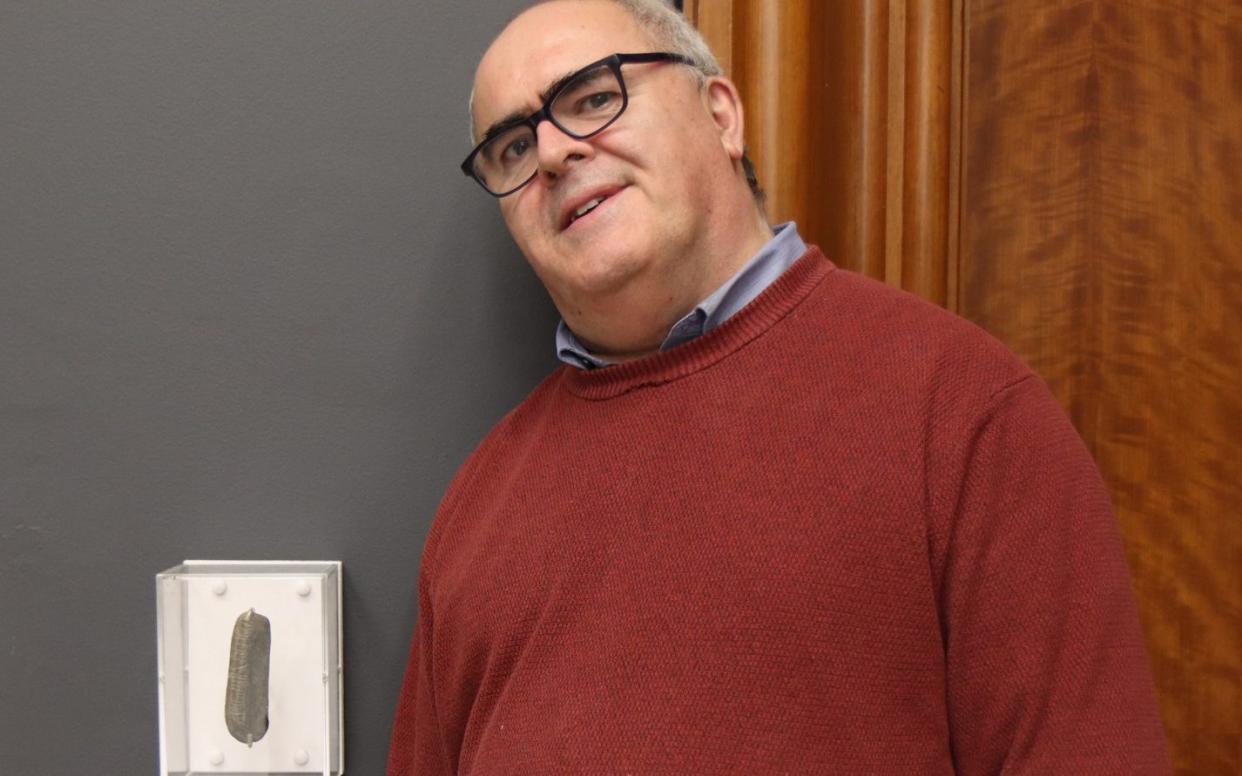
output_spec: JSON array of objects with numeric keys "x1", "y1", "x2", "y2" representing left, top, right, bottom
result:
[{"x1": 0, "y1": 1, "x2": 548, "y2": 772}]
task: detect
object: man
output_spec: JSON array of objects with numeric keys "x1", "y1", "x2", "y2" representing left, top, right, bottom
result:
[{"x1": 388, "y1": 0, "x2": 1169, "y2": 773}]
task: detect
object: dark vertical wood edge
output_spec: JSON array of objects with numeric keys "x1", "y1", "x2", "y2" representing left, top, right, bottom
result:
[
  {"x1": 954, "y1": 0, "x2": 971, "y2": 316},
  {"x1": 946, "y1": 0, "x2": 965, "y2": 315},
  {"x1": 884, "y1": 0, "x2": 907, "y2": 288},
  {"x1": 899, "y1": 0, "x2": 952, "y2": 305},
  {"x1": 858, "y1": 0, "x2": 892, "y2": 280}
]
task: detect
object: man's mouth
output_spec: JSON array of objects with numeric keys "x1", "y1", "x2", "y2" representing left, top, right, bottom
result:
[
  {"x1": 560, "y1": 186, "x2": 625, "y2": 231},
  {"x1": 570, "y1": 197, "x2": 606, "y2": 224}
]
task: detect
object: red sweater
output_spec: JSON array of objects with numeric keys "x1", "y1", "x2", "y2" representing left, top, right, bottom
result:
[{"x1": 388, "y1": 248, "x2": 1168, "y2": 775}]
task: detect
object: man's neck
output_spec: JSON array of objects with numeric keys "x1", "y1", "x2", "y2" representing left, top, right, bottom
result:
[{"x1": 562, "y1": 212, "x2": 774, "y2": 362}]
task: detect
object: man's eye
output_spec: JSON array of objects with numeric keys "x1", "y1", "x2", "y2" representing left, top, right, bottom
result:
[
  {"x1": 576, "y1": 91, "x2": 619, "y2": 113},
  {"x1": 501, "y1": 136, "x2": 532, "y2": 162}
]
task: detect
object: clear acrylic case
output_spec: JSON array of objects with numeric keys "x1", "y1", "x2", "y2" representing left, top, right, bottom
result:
[{"x1": 156, "y1": 561, "x2": 343, "y2": 775}]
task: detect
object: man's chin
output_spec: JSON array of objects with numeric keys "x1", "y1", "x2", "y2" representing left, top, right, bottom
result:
[{"x1": 539, "y1": 248, "x2": 649, "y2": 304}]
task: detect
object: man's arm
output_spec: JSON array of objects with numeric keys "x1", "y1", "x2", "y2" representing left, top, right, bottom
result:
[
  {"x1": 387, "y1": 566, "x2": 453, "y2": 776},
  {"x1": 934, "y1": 374, "x2": 1169, "y2": 774}
]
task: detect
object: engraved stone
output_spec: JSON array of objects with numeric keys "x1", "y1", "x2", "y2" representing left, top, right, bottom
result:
[{"x1": 224, "y1": 608, "x2": 270, "y2": 746}]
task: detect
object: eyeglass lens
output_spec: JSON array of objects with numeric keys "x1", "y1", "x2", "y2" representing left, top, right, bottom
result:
[{"x1": 472, "y1": 63, "x2": 624, "y2": 194}]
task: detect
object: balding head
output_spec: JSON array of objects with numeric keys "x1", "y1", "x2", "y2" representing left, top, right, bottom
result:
[{"x1": 467, "y1": 0, "x2": 772, "y2": 361}]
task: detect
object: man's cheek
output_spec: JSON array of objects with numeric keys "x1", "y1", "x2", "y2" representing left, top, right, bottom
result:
[{"x1": 502, "y1": 204, "x2": 545, "y2": 243}]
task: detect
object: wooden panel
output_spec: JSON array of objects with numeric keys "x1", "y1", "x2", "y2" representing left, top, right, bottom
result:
[
  {"x1": 813, "y1": 0, "x2": 896, "y2": 283},
  {"x1": 731, "y1": 0, "x2": 816, "y2": 254},
  {"x1": 720, "y1": 0, "x2": 894, "y2": 281},
  {"x1": 690, "y1": 0, "x2": 959, "y2": 305},
  {"x1": 961, "y1": 2, "x2": 1242, "y2": 773}
]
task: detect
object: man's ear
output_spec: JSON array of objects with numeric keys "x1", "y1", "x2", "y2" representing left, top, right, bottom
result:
[{"x1": 703, "y1": 76, "x2": 746, "y2": 161}]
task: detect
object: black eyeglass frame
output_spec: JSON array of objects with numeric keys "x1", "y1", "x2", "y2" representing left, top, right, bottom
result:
[{"x1": 461, "y1": 52, "x2": 696, "y2": 197}]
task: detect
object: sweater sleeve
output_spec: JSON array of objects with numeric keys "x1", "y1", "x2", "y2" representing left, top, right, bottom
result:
[
  {"x1": 934, "y1": 374, "x2": 1169, "y2": 775},
  {"x1": 386, "y1": 562, "x2": 453, "y2": 776}
]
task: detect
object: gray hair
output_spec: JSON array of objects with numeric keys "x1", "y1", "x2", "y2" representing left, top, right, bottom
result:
[{"x1": 595, "y1": 0, "x2": 722, "y2": 79}]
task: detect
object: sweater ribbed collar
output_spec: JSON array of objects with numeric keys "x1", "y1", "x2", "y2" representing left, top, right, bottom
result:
[{"x1": 563, "y1": 246, "x2": 834, "y2": 400}]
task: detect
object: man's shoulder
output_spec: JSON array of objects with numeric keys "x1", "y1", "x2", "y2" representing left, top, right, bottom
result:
[
  {"x1": 421, "y1": 366, "x2": 570, "y2": 558},
  {"x1": 445, "y1": 365, "x2": 570, "y2": 477},
  {"x1": 802, "y1": 260, "x2": 1035, "y2": 396}
]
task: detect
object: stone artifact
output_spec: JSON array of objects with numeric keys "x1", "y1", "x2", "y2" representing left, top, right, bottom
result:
[{"x1": 225, "y1": 608, "x2": 270, "y2": 746}]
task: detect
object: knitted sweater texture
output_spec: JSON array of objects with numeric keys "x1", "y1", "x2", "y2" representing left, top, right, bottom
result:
[{"x1": 387, "y1": 248, "x2": 1168, "y2": 775}]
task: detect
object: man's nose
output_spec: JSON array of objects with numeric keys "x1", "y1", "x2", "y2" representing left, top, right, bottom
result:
[{"x1": 534, "y1": 119, "x2": 593, "y2": 181}]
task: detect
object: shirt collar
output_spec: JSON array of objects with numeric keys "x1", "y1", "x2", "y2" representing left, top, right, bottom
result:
[{"x1": 555, "y1": 222, "x2": 807, "y2": 370}]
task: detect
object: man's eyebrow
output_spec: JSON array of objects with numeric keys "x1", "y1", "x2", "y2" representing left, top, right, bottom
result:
[
  {"x1": 478, "y1": 67, "x2": 584, "y2": 144},
  {"x1": 538, "y1": 68, "x2": 583, "y2": 106},
  {"x1": 480, "y1": 110, "x2": 532, "y2": 145}
]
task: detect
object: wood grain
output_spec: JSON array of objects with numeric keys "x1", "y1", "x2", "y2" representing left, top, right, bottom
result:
[
  {"x1": 694, "y1": 0, "x2": 959, "y2": 303},
  {"x1": 731, "y1": 0, "x2": 815, "y2": 251},
  {"x1": 961, "y1": 2, "x2": 1242, "y2": 772}
]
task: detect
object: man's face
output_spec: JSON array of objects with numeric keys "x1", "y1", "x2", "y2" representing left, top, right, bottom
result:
[{"x1": 471, "y1": 0, "x2": 735, "y2": 320}]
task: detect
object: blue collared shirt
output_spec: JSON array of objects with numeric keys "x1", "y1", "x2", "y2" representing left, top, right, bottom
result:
[{"x1": 555, "y1": 222, "x2": 808, "y2": 369}]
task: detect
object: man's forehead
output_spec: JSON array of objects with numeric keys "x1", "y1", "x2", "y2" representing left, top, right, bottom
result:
[{"x1": 471, "y1": 0, "x2": 652, "y2": 136}]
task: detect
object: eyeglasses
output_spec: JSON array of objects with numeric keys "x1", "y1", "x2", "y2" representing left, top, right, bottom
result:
[{"x1": 461, "y1": 52, "x2": 695, "y2": 197}]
